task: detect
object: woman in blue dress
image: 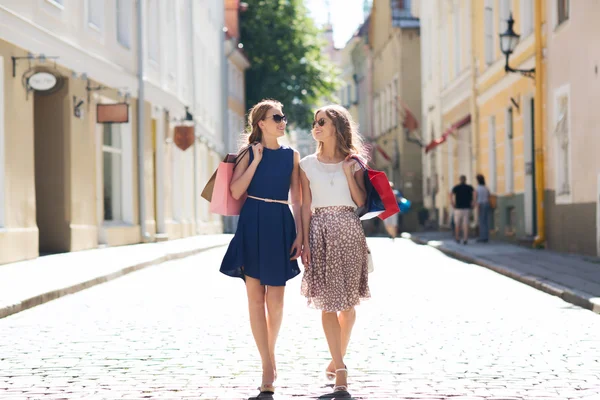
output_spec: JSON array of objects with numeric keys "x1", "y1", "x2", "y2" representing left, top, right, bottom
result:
[{"x1": 220, "y1": 99, "x2": 303, "y2": 397}]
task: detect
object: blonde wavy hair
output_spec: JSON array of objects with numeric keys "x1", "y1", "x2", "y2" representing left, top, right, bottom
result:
[
  {"x1": 239, "y1": 99, "x2": 283, "y2": 151},
  {"x1": 314, "y1": 104, "x2": 367, "y2": 161}
]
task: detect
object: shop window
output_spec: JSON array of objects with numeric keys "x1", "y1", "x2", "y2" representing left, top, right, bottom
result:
[{"x1": 103, "y1": 124, "x2": 123, "y2": 221}]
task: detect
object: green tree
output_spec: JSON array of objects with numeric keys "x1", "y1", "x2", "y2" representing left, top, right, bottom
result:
[{"x1": 240, "y1": 0, "x2": 341, "y2": 130}]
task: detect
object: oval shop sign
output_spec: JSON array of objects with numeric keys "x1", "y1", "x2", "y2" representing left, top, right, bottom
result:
[{"x1": 28, "y1": 71, "x2": 58, "y2": 92}]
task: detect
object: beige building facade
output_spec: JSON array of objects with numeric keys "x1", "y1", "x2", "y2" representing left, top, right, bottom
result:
[
  {"x1": 370, "y1": 0, "x2": 422, "y2": 231},
  {"x1": 0, "y1": 0, "x2": 225, "y2": 265},
  {"x1": 544, "y1": 0, "x2": 600, "y2": 256}
]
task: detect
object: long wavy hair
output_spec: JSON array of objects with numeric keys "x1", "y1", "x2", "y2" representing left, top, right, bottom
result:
[
  {"x1": 314, "y1": 104, "x2": 367, "y2": 162},
  {"x1": 239, "y1": 99, "x2": 283, "y2": 150}
]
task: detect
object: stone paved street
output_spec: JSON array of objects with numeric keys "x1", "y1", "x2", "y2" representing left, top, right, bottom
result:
[{"x1": 1, "y1": 237, "x2": 600, "y2": 399}]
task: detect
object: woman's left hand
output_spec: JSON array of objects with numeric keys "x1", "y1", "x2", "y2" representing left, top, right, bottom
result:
[
  {"x1": 342, "y1": 155, "x2": 357, "y2": 177},
  {"x1": 290, "y1": 237, "x2": 303, "y2": 260}
]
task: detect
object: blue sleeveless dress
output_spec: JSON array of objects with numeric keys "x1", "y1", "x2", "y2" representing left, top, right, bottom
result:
[{"x1": 220, "y1": 145, "x2": 301, "y2": 286}]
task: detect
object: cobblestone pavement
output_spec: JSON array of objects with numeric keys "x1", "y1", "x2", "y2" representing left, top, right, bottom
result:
[{"x1": 1, "y1": 238, "x2": 600, "y2": 399}]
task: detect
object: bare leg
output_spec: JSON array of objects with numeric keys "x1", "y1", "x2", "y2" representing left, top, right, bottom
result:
[
  {"x1": 454, "y1": 214, "x2": 460, "y2": 241},
  {"x1": 385, "y1": 225, "x2": 397, "y2": 239},
  {"x1": 245, "y1": 276, "x2": 275, "y2": 385},
  {"x1": 265, "y1": 285, "x2": 285, "y2": 380},
  {"x1": 326, "y1": 308, "x2": 356, "y2": 374},
  {"x1": 322, "y1": 311, "x2": 348, "y2": 388}
]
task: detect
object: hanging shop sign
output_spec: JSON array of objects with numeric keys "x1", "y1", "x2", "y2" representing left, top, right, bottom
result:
[
  {"x1": 28, "y1": 71, "x2": 57, "y2": 91},
  {"x1": 97, "y1": 103, "x2": 129, "y2": 124},
  {"x1": 174, "y1": 125, "x2": 195, "y2": 151},
  {"x1": 21, "y1": 66, "x2": 64, "y2": 96}
]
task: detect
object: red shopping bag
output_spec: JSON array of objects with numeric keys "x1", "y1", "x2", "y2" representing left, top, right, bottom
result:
[
  {"x1": 352, "y1": 156, "x2": 400, "y2": 221},
  {"x1": 369, "y1": 171, "x2": 400, "y2": 220},
  {"x1": 202, "y1": 145, "x2": 251, "y2": 216},
  {"x1": 372, "y1": 171, "x2": 400, "y2": 220}
]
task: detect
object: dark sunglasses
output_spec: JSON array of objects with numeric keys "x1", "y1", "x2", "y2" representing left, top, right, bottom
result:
[
  {"x1": 267, "y1": 114, "x2": 287, "y2": 124},
  {"x1": 312, "y1": 118, "x2": 326, "y2": 128}
]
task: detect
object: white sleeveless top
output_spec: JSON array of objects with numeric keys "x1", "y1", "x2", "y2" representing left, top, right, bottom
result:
[{"x1": 299, "y1": 154, "x2": 361, "y2": 209}]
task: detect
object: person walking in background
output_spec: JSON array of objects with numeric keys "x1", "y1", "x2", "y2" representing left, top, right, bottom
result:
[
  {"x1": 450, "y1": 175, "x2": 475, "y2": 245},
  {"x1": 476, "y1": 174, "x2": 491, "y2": 243}
]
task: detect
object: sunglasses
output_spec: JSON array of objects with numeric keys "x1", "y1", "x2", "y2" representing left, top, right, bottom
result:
[
  {"x1": 267, "y1": 114, "x2": 287, "y2": 124},
  {"x1": 312, "y1": 118, "x2": 326, "y2": 128}
]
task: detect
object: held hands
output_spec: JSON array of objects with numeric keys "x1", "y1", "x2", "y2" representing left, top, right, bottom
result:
[
  {"x1": 301, "y1": 245, "x2": 311, "y2": 266},
  {"x1": 251, "y1": 143, "x2": 264, "y2": 164},
  {"x1": 290, "y1": 237, "x2": 303, "y2": 261}
]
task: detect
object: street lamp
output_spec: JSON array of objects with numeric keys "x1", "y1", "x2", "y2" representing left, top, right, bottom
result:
[{"x1": 499, "y1": 13, "x2": 535, "y2": 79}]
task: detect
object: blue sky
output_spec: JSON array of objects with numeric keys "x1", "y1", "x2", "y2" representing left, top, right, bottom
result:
[{"x1": 305, "y1": 0, "x2": 370, "y2": 48}]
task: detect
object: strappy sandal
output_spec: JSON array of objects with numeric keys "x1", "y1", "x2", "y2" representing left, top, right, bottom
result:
[
  {"x1": 325, "y1": 364, "x2": 348, "y2": 381},
  {"x1": 321, "y1": 368, "x2": 350, "y2": 398},
  {"x1": 257, "y1": 383, "x2": 275, "y2": 395}
]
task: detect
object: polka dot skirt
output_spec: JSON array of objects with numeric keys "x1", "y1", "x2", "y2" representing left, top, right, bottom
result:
[{"x1": 301, "y1": 206, "x2": 371, "y2": 312}]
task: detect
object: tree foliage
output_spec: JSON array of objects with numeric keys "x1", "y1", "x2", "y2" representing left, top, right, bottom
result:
[{"x1": 240, "y1": 0, "x2": 341, "y2": 130}]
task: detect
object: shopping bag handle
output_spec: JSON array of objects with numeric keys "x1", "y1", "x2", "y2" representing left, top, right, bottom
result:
[
  {"x1": 350, "y1": 154, "x2": 368, "y2": 171},
  {"x1": 233, "y1": 142, "x2": 258, "y2": 169}
]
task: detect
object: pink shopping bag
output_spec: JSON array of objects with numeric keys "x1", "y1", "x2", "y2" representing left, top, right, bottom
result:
[{"x1": 205, "y1": 146, "x2": 252, "y2": 216}]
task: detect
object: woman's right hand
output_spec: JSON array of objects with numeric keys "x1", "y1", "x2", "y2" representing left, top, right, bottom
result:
[
  {"x1": 301, "y1": 246, "x2": 311, "y2": 267},
  {"x1": 251, "y1": 143, "x2": 263, "y2": 164}
]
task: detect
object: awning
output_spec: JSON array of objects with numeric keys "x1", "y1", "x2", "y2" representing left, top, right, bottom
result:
[{"x1": 425, "y1": 114, "x2": 471, "y2": 153}]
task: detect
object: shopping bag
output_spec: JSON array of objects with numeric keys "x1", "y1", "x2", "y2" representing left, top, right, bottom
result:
[
  {"x1": 201, "y1": 145, "x2": 252, "y2": 216},
  {"x1": 352, "y1": 157, "x2": 399, "y2": 221}
]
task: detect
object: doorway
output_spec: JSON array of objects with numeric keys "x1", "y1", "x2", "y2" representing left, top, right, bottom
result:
[
  {"x1": 524, "y1": 96, "x2": 537, "y2": 236},
  {"x1": 34, "y1": 83, "x2": 69, "y2": 254}
]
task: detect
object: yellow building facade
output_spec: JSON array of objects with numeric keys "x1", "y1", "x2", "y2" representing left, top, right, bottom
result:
[{"x1": 473, "y1": 0, "x2": 545, "y2": 241}]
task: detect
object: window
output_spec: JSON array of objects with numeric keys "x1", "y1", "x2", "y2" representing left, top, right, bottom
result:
[
  {"x1": 453, "y1": 6, "x2": 461, "y2": 75},
  {"x1": 166, "y1": 5, "x2": 177, "y2": 80},
  {"x1": 103, "y1": 124, "x2": 123, "y2": 221},
  {"x1": 505, "y1": 108, "x2": 514, "y2": 194},
  {"x1": 116, "y1": 0, "x2": 132, "y2": 48},
  {"x1": 425, "y1": 17, "x2": 432, "y2": 80},
  {"x1": 498, "y1": 0, "x2": 511, "y2": 33},
  {"x1": 441, "y1": 17, "x2": 449, "y2": 85},
  {"x1": 488, "y1": 116, "x2": 497, "y2": 193},
  {"x1": 172, "y1": 145, "x2": 184, "y2": 222},
  {"x1": 557, "y1": 0, "x2": 570, "y2": 26},
  {"x1": 373, "y1": 95, "x2": 380, "y2": 136},
  {"x1": 88, "y1": 0, "x2": 105, "y2": 31},
  {"x1": 147, "y1": 0, "x2": 159, "y2": 62},
  {"x1": 385, "y1": 86, "x2": 391, "y2": 131},
  {"x1": 392, "y1": 78, "x2": 398, "y2": 127},
  {"x1": 0, "y1": 56, "x2": 4, "y2": 227},
  {"x1": 521, "y1": 0, "x2": 534, "y2": 36},
  {"x1": 346, "y1": 84, "x2": 351, "y2": 106},
  {"x1": 484, "y1": 0, "x2": 494, "y2": 65},
  {"x1": 554, "y1": 87, "x2": 571, "y2": 198}
]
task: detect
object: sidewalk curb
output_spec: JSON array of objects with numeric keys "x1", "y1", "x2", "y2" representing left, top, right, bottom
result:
[
  {"x1": 408, "y1": 235, "x2": 600, "y2": 315},
  {"x1": 0, "y1": 243, "x2": 228, "y2": 320}
]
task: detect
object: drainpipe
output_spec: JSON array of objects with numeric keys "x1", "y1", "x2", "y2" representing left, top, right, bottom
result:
[
  {"x1": 469, "y1": 0, "x2": 479, "y2": 177},
  {"x1": 190, "y1": 3, "x2": 200, "y2": 235},
  {"x1": 469, "y1": 0, "x2": 480, "y2": 227},
  {"x1": 136, "y1": 0, "x2": 150, "y2": 241},
  {"x1": 533, "y1": 0, "x2": 545, "y2": 248},
  {"x1": 222, "y1": 37, "x2": 237, "y2": 234}
]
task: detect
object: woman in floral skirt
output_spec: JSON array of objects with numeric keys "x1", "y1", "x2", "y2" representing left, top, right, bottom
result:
[{"x1": 299, "y1": 104, "x2": 371, "y2": 398}]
